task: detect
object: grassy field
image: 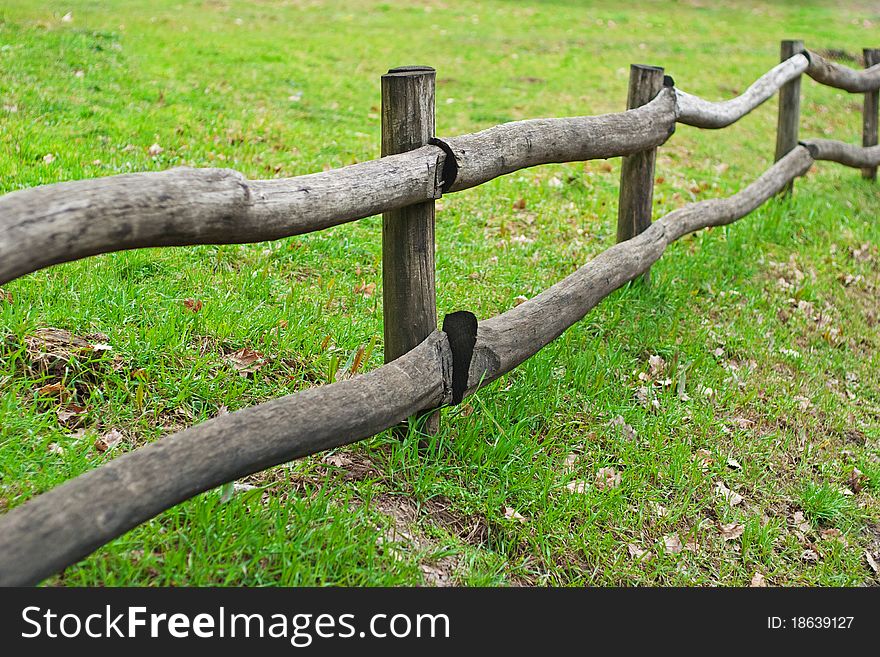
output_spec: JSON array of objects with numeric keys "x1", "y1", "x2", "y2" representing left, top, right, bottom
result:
[{"x1": 1, "y1": 0, "x2": 878, "y2": 586}]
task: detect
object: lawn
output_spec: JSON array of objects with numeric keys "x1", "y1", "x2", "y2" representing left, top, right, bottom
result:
[{"x1": 0, "y1": 0, "x2": 878, "y2": 586}]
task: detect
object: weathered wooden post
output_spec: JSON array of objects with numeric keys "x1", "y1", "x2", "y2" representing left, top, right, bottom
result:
[
  {"x1": 862, "y1": 48, "x2": 880, "y2": 181},
  {"x1": 617, "y1": 64, "x2": 664, "y2": 281},
  {"x1": 774, "y1": 39, "x2": 805, "y2": 194},
  {"x1": 381, "y1": 66, "x2": 439, "y2": 434}
]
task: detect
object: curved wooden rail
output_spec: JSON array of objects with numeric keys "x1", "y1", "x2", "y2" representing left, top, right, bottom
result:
[
  {"x1": 3, "y1": 140, "x2": 872, "y2": 587},
  {"x1": 675, "y1": 54, "x2": 809, "y2": 128},
  {"x1": 802, "y1": 138, "x2": 880, "y2": 168},
  {"x1": 0, "y1": 89, "x2": 677, "y2": 287},
  {"x1": 806, "y1": 50, "x2": 880, "y2": 92}
]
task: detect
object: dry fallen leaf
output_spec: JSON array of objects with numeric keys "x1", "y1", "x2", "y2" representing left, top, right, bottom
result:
[
  {"x1": 94, "y1": 428, "x2": 124, "y2": 453},
  {"x1": 323, "y1": 453, "x2": 352, "y2": 468},
  {"x1": 650, "y1": 501, "x2": 669, "y2": 518},
  {"x1": 819, "y1": 528, "x2": 847, "y2": 546},
  {"x1": 513, "y1": 295, "x2": 529, "y2": 306},
  {"x1": 694, "y1": 448, "x2": 713, "y2": 471},
  {"x1": 848, "y1": 467, "x2": 866, "y2": 493},
  {"x1": 792, "y1": 511, "x2": 812, "y2": 534},
  {"x1": 865, "y1": 550, "x2": 879, "y2": 574},
  {"x1": 648, "y1": 354, "x2": 666, "y2": 377},
  {"x1": 595, "y1": 467, "x2": 621, "y2": 490},
  {"x1": 512, "y1": 198, "x2": 526, "y2": 210},
  {"x1": 37, "y1": 382, "x2": 66, "y2": 398},
  {"x1": 663, "y1": 533, "x2": 683, "y2": 554},
  {"x1": 726, "y1": 457, "x2": 742, "y2": 470},
  {"x1": 61, "y1": 12, "x2": 73, "y2": 22},
  {"x1": 503, "y1": 507, "x2": 527, "y2": 523},
  {"x1": 56, "y1": 404, "x2": 85, "y2": 427},
  {"x1": 47, "y1": 442, "x2": 64, "y2": 455},
  {"x1": 227, "y1": 348, "x2": 266, "y2": 376},
  {"x1": 627, "y1": 543, "x2": 653, "y2": 562},
  {"x1": 750, "y1": 572, "x2": 768, "y2": 587},
  {"x1": 715, "y1": 481, "x2": 744, "y2": 506},
  {"x1": 609, "y1": 415, "x2": 637, "y2": 441},
  {"x1": 148, "y1": 143, "x2": 164, "y2": 156},
  {"x1": 566, "y1": 480, "x2": 589, "y2": 494},
  {"x1": 731, "y1": 417, "x2": 755, "y2": 430},
  {"x1": 355, "y1": 282, "x2": 376, "y2": 297},
  {"x1": 719, "y1": 522, "x2": 745, "y2": 541},
  {"x1": 801, "y1": 548, "x2": 820, "y2": 563},
  {"x1": 183, "y1": 298, "x2": 203, "y2": 313},
  {"x1": 562, "y1": 453, "x2": 578, "y2": 473},
  {"x1": 0, "y1": 287, "x2": 12, "y2": 304}
]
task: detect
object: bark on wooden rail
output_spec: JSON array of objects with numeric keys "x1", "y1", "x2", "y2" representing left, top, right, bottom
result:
[
  {"x1": 0, "y1": 148, "x2": 447, "y2": 287},
  {"x1": 0, "y1": 141, "x2": 847, "y2": 587},
  {"x1": 675, "y1": 54, "x2": 809, "y2": 128},
  {"x1": 801, "y1": 138, "x2": 880, "y2": 168},
  {"x1": 805, "y1": 50, "x2": 880, "y2": 92},
  {"x1": 440, "y1": 87, "x2": 677, "y2": 192},
  {"x1": 0, "y1": 89, "x2": 678, "y2": 287}
]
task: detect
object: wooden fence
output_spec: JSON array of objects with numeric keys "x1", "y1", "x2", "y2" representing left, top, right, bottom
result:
[{"x1": 1, "y1": 41, "x2": 879, "y2": 586}]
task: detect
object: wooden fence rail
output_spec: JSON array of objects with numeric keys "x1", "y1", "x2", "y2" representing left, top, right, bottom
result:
[{"x1": 0, "y1": 41, "x2": 878, "y2": 586}]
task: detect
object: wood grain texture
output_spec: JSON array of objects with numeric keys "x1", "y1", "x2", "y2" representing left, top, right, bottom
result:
[
  {"x1": 0, "y1": 91, "x2": 677, "y2": 287},
  {"x1": 775, "y1": 40, "x2": 805, "y2": 195},
  {"x1": 806, "y1": 50, "x2": 880, "y2": 93},
  {"x1": 381, "y1": 67, "x2": 438, "y2": 363},
  {"x1": 381, "y1": 66, "x2": 439, "y2": 434},
  {"x1": 0, "y1": 332, "x2": 453, "y2": 586},
  {"x1": 617, "y1": 64, "x2": 666, "y2": 264},
  {"x1": 862, "y1": 49, "x2": 880, "y2": 180},
  {"x1": 0, "y1": 148, "x2": 446, "y2": 286},
  {"x1": 802, "y1": 138, "x2": 880, "y2": 168},
  {"x1": 676, "y1": 54, "x2": 809, "y2": 128},
  {"x1": 443, "y1": 87, "x2": 677, "y2": 192}
]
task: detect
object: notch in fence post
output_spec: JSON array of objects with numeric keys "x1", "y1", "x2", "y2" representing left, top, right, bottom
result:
[
  {"x1": 862, "y1": 48, "x2": 880, "y2": 181},
  {"x1": 774, "y1": 39, "x2": 804, "y2": 194},
  {"x1": 381, "y1": 66, "x2": 439, "y2": 435},
  {"x1": 617, "y1": 63, "x2": 664, "y2": 282}
]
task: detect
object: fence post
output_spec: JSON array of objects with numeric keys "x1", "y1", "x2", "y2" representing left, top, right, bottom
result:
[
  {"x1": 381, "y1": 66, "x2": 439, "y2": 434},
  {"x1": 862, "y1": 48, "x2": 880, "y2": 181},
  {"x1": 617, "y1": 64, "x2": 664, "y2": 280},
  {"x1": 774, "y1": 39, "x2": 804, "y2": 194}
]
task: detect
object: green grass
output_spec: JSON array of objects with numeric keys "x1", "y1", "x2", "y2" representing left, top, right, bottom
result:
[{"x1": 1, "y1": 0, "x2": 879, "y2": 586}]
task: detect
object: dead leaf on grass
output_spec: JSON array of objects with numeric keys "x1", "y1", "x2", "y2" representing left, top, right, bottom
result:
[
  {"x1": 719, "y1": 522, "x2": 745, "y2": 541},
  {"x1": 694, "y1": 449, "x2": 713, "y2": 471},
  {"x1": 227, "y1": 348, "x2": 266, "y2": 376},
  {"x1": 609, "y1": 415, "x2": 637, "y2": 441},
  {"x1": 354, "y1": 282, "x2": 377, "y2": 298},
  {"x1": 595, "y1": 467, "x2": 621, "y2": 490},
  {"x1": 183, "y1": 298, "x2": 203, "y2": 313},
  {"x1": 801, "y1": 548, "x2": 820, "y2": 563},
  {"x1": 750, "y1": 572, "x2": 768, "y2": 587},
  {"x1": 566, "y1": 480, "x2": 589, "y2": 494},
  {"x1": 848, "y1": 467, "x2": 866, "y2": 493},
  {"x1": 94, "y1": 428, "x2": 124, "y2": 453},
  {"x1": 663, "y1": 533, "x2": 683, "y2": 554},
  {"x1": 503, "y1": 507, "x2": 527, "y2": 523},
  {"x1": 628, "y1": 543, "x2": 653, "y2": 562},
  {"x1": 56, "y1": 403, "x2": 85, "y2": 427},
  {"x1": 715, "y1": 481, "x2": 744, "y2": 506},
  {"x1": 865, "y1": 550, "x2": 879, "y2": 574}
]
